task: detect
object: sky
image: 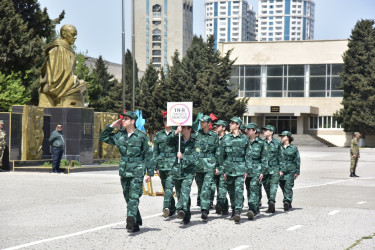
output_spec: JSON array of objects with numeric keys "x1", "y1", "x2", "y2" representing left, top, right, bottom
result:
[{"x1": 38, "y1": 0, "x2": 375, "y2": 64}]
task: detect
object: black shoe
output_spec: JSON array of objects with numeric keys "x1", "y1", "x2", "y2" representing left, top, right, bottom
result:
[
  {"x1": 201, "y1": 210, "x2": 208, "y2": 220},
  {"x1": 168, "y1": 210, "x2": 175, "y2": 217},
  {"x1": 234, "y1": 211, "x2": 241, "y2": 223},
  {"x1": 289, "y1": 204, "x2": 292, "y2": 209},
  {"x1": 266, "y1": 201, "x2": 275, "y2": 213},
  {"x1": 283, "y1": 202, "x2": 290, "y2": 212},
  {"x1": 247, "y1": 210, "x2": 254, "y2": 220},
  {"x1": 229, "y1": 211, "x2": 235, "y2": 220},
  {"x1": 131, "y1": 224, "x2": 140, "y2": 232},
  {"x1": 177, "y1": 210, "x2": 185, "y2": 219},
  {"x1": 354, "y1": 173, "x2": 359, "y2": 177},
  {"x1": 197, "y1": 198, "x2": 201, "y2": 206},
  {"x1": 350, "y1": 173, "x2": 355, "y2": 177},
  {"x1": 126, "y1": 216, "x2": 135, "y2": 230},
  {"x1": 183, "y1": 217, "x2": 190, "y2": 225},
  {"x1": 162, "y1": 208, "x2": 170, "y2": 218},
  {"x1": 210, "y1": 200, "x2": 214, "y2": 209},
  {"x1": 222, "y1": 210, "x2": 229, "y2": 215},
  {"x1": 215, "y1": 204, "x2": 222, "y2": 215}
]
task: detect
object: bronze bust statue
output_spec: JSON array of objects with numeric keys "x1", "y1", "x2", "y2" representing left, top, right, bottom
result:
[{"x1": 39, "y1": 24, "x2": 87, "y2": 107}]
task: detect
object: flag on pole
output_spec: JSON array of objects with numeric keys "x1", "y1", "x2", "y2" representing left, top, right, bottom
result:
[{"x1": 135, "y1": 110, "x2": 146, "y2": 132}]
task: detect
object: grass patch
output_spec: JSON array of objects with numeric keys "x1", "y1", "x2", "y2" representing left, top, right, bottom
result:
[
  {"x1": 346, "y1": 232, "x2": 375, "y2": 250},
  {"x1": 40, "y1": 159, "x2": 81, "y2": 167},
  {"x1": 101, "y1": 160, "x2": 119, "y2": 165}
]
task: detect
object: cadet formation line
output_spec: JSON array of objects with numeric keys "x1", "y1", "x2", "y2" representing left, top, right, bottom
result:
[{"x1": 99, "y1": 110, "x2": 301, "y2": 232}]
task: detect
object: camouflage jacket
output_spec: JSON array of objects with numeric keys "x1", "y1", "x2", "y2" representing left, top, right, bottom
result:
[
  {"x1": 280, "y1": 144, "x2": 300, "y2": 175},
  {"x1": 219, "y1": 133, "x2": 250, "y2": 177},
  {"x1": 194, "y1": 129, "x2": 220, "y2": 173},
  {"x1": 153, "y1": 129, "x2": 176, "y2": 171},
  {"x1": 99, "y1": 125, "x2": 153, "y2": 177},
  {"x1": 263, "y1": 138, "x2": 283, "y2": 175},
  {"x1": 168, "y1": 133, "x2": 198, "y2": 180},
  {"x1": 0, "y1": 130, "x2": 6, "y2": 149},
  {"x1": 350, "y1": 138, "x2": 360, "y2": 156},
  {"x1": 246, "y1": 137, "x2": 267, "y2": 176}
]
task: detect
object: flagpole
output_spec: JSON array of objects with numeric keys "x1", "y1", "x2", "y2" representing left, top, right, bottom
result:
[{"x1": 121, "y1": 0, "x2": 126, "y2": 111}]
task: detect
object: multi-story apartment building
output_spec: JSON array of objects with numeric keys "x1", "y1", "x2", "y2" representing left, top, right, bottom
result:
[
  {"x1": 204, "y1": 0, "x2": 257, "y2": 48},
  {"x1": 257, "y1": 0, "x2": 315, "y2": 41},
  {"x1": 134, "y1": 0, "x2": 193, "y2": 73}
]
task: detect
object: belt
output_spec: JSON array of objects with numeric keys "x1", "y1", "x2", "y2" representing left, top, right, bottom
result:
[
  {"x1": 159, "y1": 153, "x2": 176, "y2": 158},
  {"x1": 199, "y1": 153, "x2": 215, "y2": 158},
  {"x1": 226, "y1": 156, "x2": 245, "y2": 162},
  {"x1": 122, "y1": 156, "x2": 144, "y2": 162}
]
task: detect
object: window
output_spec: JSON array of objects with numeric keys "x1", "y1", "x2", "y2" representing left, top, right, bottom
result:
[
  {"x1": 153, "y1": 21, "x2": 161, "y2": 25},
  {"x1": 152, "y1": 50, "x2": 161, "y2": 56},
  {"x1": 309, "y1": 116, "x2": 342, "y2": 130},
  {"x1": 152, "y1": 57, "x2": 161, "y2": 63},
  {"x1": 153, "y1": 4, "x2": 161, "y2": 12},
  {"x1": 152, "y1": 35, "x2": 161, "y2": 41}
]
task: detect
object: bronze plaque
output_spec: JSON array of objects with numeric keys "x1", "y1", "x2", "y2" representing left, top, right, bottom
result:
[
  {"x1": 84, "y1": 123, "x2": 92, "y2": 135},
  {"x1": 270, "y1": 106, "x2": 280, "y2": 113}
]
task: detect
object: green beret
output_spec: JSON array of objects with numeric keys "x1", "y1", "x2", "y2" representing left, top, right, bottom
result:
[
  {"x1": 120, "y1": 111, "x2": 138, "y2": 121},
  {"x1": 262, "y1": 125, "x2": 276, "y2": 132},
  {"x1": 279, "y1": 131, "x2": 292, "y2": 137},
  {"x1": 215, "y1": 120, "x2": 228, "y2": 128}
]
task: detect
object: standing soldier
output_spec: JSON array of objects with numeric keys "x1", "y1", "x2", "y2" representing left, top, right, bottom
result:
[
  {"x1": 220, "y1": 117, "x2": 249, "y2": 223},
  {"x1": 262, "y1": 125, "x2": 282, "y2": 213},
  {"x1": 0, "y1": 120, "x2": 6, "y2": 169},
  {"x1": 169, "y1": 126, "x2": 197, "y2": 225},
  {"x1": 195, "y1": 115, "x2": 220, "y2": 220},
  {"x1": 279, "y1": 131, "x2": 300, "y2": 211},
  {"x1": 99, "y1": 111, "x2": 154, "y2": 232},
  {"x1": 213, "y1": 120, "x2": 229, "y2": 215},
  {"x1": 153, "y1": 111, "x2": 177, "y2": 218},
  {"x1": 245, "y1": 123, "x2": 265, "y2": 220},
  {"x1": 350, "y1": 132, "x2": 361, "y2": 177}
]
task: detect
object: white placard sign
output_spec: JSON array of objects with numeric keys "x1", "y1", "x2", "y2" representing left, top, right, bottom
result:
[{"x1": 167, "y1": 102, "x2": 193, "y2": 126}]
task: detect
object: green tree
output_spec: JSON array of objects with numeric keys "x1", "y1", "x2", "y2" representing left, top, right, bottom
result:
[
  {"x1": 75, "y1": 53, "x2": 92, "y2": 104},
  {"x1": 138, "y1": 64, "x2": 163, "y2": 134},
  {"x1": 334, "y1": 19, "x2": 375, "y2": 136},
  {"x1": 0, "y1": 71, "x2": 31, "y2": 111},
  {"x1": 88, "y1": 56, "x2": 117, "y2": 112}
]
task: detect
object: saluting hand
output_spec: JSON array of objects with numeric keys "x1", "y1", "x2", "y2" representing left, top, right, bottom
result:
[{"x1": 110, "y1": 119, "x2": 122, "y2": 128}]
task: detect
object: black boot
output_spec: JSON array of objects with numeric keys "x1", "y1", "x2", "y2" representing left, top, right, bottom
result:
[
  {"x1": 131, "y1": 224, "x2": 140, "y2": 233},
  {"x1": 266, "y1": 201, "x2": 275, "y2": 213},
  {"x1": 354, "y1": 172, "x2": 359, "y2": 177},
  {"x1": 197, "y1": 197, "x2": 201, "y2": 206},
  {"x1": 210, "y1": 200, "x2": 214, "y2": 209},
  {"x1": 177, "y1": 209, "x2": 185, "y2": 219},
  {"x1": 283, "y1": 202, "x2": 290, "y2": 211},
  {"x1": 215, "y1": 204, "x2": 222, "y2": 215},
  {"x1": 126, "y1": 216, "x2": 135, "y2": 230},
  {"x1": 201, "y1": 210, "x2": 208, "y2": 220},
  {"x1": 350, "y1": 173, "x2": 355, "y2": 177},
  {"x1": 229, "y1": 210, "x2": 235, "y2": 220},
  {"x1": 234, "y1": 211, "x2": 241, "y2": 223}
]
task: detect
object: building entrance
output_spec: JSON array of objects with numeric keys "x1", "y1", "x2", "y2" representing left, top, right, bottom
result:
[{"x1": 264, "y1": 116, "x2": 297, "y2": 134}]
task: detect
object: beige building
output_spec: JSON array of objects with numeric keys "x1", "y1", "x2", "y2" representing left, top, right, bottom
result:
[
  {"x1": 218, "y1": 39, "x2": 375, "y2": 147},
  {"x1": 134, "y1": 0, "x2": 193, "y2": 73}
]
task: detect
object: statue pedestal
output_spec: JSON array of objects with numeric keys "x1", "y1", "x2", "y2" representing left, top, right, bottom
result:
[{"x1": 44, "y1": 107, "x2": 94, "y2": 164}]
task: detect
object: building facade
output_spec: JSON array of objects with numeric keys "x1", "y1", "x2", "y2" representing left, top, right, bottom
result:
[
  {"x1": 218, "y1": 40, "x2": 375, "y2": 147},
  {"x1": 257, "y1": 0, "x2": 315, "y2": 41},
  {"x1": 204, "y1": 0, "x2": 257, "y2": 49},
  {"x1": 134, "y1": 0, "x2": 193, "y2": 73}
]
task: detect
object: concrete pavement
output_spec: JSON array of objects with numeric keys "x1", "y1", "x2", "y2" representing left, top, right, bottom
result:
[{"x1": 0, "y1": 146, "x2": 374, "y2": 250}]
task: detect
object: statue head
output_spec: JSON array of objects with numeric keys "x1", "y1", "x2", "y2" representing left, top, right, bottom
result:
[{"x1": 60, "y1": 24, "x2": 77, "y2": 46}]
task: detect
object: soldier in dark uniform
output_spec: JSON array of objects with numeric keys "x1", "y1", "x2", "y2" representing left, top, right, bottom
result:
[
  {"x1": 99, "y1": 111, "x2": 154, "y2": 232},
  {"x1": 153, "y1": 111, "x2": 177, "y2": 218}
]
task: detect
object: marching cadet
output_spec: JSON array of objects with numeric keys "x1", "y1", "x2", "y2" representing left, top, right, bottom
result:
[
  {"x1": 195, "y1": 115, "x2": 220, "y2": 220},
  {"x1": 262, "y1": 125, "x2": 283, "y2": 213},
  {"x1": 245, "y1": 123, "x2": 266, "y2": 220},
  {"x1": 219, "y1": 117, "x2": 249, "y2": 223},
  {"x1": 279, "y1": 131, "x2": 301, "y2": 211},
  {"x1": 212, "y1": 120, "x2": 229, "y2": 215},
  {"x1": 153, "y1": 111, "x2": 177, "y2": 218},
  {"x1": 99, "y1": 111, "x2": 154, "y2": 232},
  {"x1": 350, "y1": 132, "x2": 361, "y2": 177},
  {"x1": 169, "y1": 126, "x2": 198, "y2": 225}
]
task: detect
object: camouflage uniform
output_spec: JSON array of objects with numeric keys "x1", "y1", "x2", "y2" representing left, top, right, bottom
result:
[
  {"x1": 350, "y1": 137, "x2": 360, "y2": 175},
  {"x1": 279, "y1": 142, "x2": 300, "y2": 206},
  {"x1": 153, "y1": 128, "x2": 177, "y2": 215},
  {"x1": 195, "y1": 127, "x2": 220, "y2": 211},
  {"x1": 99, "y1": 125, "x2": 153, "y2": 227},
  {"x1": 219, "y1": 132, "x2": 250, "y2": 214},
  {"x1": 245, "y1": 137, "x2": 266, "y2": 214},
  {"x1": 168, "y1": 133, "x2": 198, "y2": 220},
  {"x1": 263, "y1": 137, "x2": 283, "y2": 205}
]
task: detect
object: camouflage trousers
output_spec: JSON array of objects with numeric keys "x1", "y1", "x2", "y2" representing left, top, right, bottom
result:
[
  {"x1": 262, "y1": 172, "x2": 280, "y2": 204},
  {"x1": 195, "y1": 170, "x2": 215, "y2": 210},
  {"x1": 245, "y1": 175, "x2": 262, "y2": 213},
  {"x1": 226, "y1": 175, "x2": 244, "y2": 212},
  {"x1": 214, "y1": 174, "x2": 229, "y2": 212},
  {"x1": 120, "y1": 176, "x2": 143, "y2": 226},
  {"x1": 350, "y1": 156, "x2": 359, "y2": 173},
  {"x1": 174, "y1": 175, "x2": 194, "y2": 219},
  {"x1": 279, "y1": 172, "x2": 295, "y2": 204},
  {"x1": 159, "y1": 170, "x2": 176, "y2": 213},
  {"x1": 0, "y1": 147, "x2": 4, "y2": 167}
]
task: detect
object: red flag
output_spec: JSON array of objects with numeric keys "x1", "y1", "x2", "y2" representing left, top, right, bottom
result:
[
  {"x1": 161, "y1": 110, "x2": 167, "y2": 119},
  {"x1": 209, "y1": 113, "x2": 218, "y2": 122}
]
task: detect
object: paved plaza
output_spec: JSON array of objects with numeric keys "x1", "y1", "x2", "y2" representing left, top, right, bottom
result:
[{"x1": 1, "y1": 146, "x2": 374, "y2": 250}]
